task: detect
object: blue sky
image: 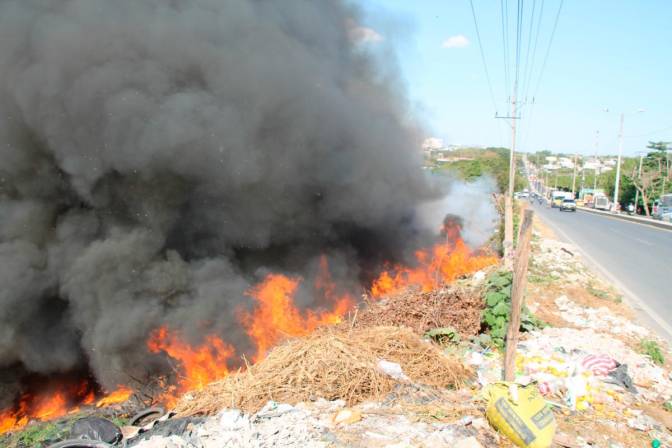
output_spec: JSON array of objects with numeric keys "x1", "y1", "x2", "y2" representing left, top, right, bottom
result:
[{"x1": 355, "y1": 0, "x2": 672, "y2": 156}]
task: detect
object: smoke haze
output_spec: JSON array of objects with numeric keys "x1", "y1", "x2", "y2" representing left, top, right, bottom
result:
[{"x1": 0, "y1": 0, "x2": 493, "y2": 400}]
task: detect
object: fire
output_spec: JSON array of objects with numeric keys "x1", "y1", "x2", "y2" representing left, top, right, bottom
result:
[
  {"x1": 32, "y1": 392, "x2": 67, "y2": 421},
  {"x1": 0, "y1": 402, "x2": 28, "y2": 434},
  {"x1": 1, "y1": 225, "x2": 496, "y2": 432},
  {"x1": 241, "y1": 270, "x2": 355, "y2": 361},
  {"x1": 148, "y1": 327, "x2": 235, "y2": 407},
  {"x1": 96, "y1": 386, "x2": 133, "y2": 408},
  {"x1": 370, "y1": 228, "x2": 497, "y2": 298},
  {"x1": 0, "y1": 379, "x2": 101, "y2": 435}
]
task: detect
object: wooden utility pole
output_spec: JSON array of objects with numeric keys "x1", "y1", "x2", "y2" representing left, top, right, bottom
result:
[{"x1": 504, "y1": 209, "x2": 534, "y2": 381}]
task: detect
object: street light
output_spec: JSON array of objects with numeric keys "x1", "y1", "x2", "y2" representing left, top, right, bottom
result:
[{"x1": 610, "y1": 109, "x2": 645, "y2": 212}]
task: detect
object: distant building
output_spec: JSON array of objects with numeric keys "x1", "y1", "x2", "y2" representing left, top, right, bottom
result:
[
  {"x1": 583, "y1": 160, "x2": 601, "y2": 170},
  {"x1": 559, "y1": 157, "x2": 574, "y2": 169},
  {"x1": 422, "y1": 137, "x2": 444, "y2": 151}
]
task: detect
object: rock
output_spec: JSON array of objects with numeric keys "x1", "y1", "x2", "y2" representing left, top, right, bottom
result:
[
  {"x1": 131, "y1": 435, "x2": 192, "y2": 448},
  {"x1": 217, "y1": 409, "x2": 249, "y2": 431},
  {"x1": 554, "y1": 432, "x2": 583, "y2": 448},
  {"x1": 121, "y1": 425, "x2": 142, "y2": 440},
  {"x1": 453, "y1": 436, "x2": 484, "y2": 448},
  {"x1": 332, "y1": 408, "x2": 362, "y2": 425},
  {"x1": 377, "y1": 359, "x2": 409, "y2": 381},
  {"x1": 627, "y1": 413, "x2": 659, "y2": 431},
  {"x1": 470, "y1": 417, "x2": 488, "y2": 431}
]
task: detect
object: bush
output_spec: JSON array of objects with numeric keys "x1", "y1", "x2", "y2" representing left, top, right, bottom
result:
[{"x1": 481, "y1": 271, "x2": 545, "y2": 348}]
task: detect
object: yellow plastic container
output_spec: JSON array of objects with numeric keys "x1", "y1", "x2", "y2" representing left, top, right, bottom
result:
[{"x1": 485, "y1": 382, "x2": 557, "y2": 448}]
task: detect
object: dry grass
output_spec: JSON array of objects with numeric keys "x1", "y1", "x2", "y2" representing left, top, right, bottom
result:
[
  {"x1": 352, "y1": 286, "x2": 484, "y2": 337},
  {"x1": 174, "y1": 326, "x2": 472, "y2": 417}
]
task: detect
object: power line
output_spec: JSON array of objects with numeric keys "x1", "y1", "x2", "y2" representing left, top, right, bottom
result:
[
  {"x1": 469, "y1": 0, "x2": 500, "y2": 114},
  {"x1": 514, "y1": 0, "x2": 524, "y2": 96},
  {"x1": 624, "y1": 124, "x2": 672, "y2": 139},
  {"x1": 500, "y1": 0, "x2": 511, "y2": 99},
  {"x1": 522, "y1": 0, "x2": 545, "y2": 102},
  {"x1": 531, "y1": 0, "x2": 564, "y2": 100},
  {"x1": 520, "y1": 0, "x2": 563, "y2": 153},
  {"x1": 520, "y1": 0, "x2": 537, "y2": 100}
]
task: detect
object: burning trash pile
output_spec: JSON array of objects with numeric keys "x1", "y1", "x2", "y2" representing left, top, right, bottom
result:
[{"x1": 0, "y1": 0, "x2": 499, "y2": 444}]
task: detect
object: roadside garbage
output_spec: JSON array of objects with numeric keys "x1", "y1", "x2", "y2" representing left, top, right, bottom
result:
[
  {"x1": 424, "y1": 327, "x2": 461, "y2": 344},
  {"x1": 129, "y1": 407, "x2": 166, "y2": 426},
  {"x1": 70, "y1": 417, "x2": 122, "y2": 444},
  {"x1": 485, "y1": 382, "x2": 556, "y2": 448},
  {"x1": 377, "y1": 359, "x2": 410, "y2": 381},
  {"x1": 331, "y1": 408, "x2": 362, "y2": 425},
  {"x1": 606, "y1": 364, "x2": 637, "y2": 393},
  {"x1": 581, "y1": 354, "x2": 617, "y2": 376},
  {"x1": 47, "y1": 440, "x2": 114, "y2": 448}
]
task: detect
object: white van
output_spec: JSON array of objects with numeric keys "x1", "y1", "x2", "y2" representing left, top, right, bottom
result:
[{"x1": 654, "y1": 194, "x2": 672, "y2": 221}]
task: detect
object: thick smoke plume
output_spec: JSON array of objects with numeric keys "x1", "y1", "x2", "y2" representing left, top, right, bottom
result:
[{"x1": 0, "y1": 0, "x2": 490, "y2": 400}]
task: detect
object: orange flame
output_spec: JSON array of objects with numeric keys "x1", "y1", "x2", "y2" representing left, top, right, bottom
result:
[
  {"x1": 0, "y1": 402, "x2": 28, "y2": 434},
  {"x1": 96, "y1": 386, "x2": 133, "y2": 408},
  {"x1": 147, "y1": 327, "x2": 234, "y2": 407},
  {"x1": 241, "y1": 271, "x2": 355, "y2": 361},
  {"x1": 1, "y1": 225, "x2": 496, "y2": 430},
  {"x1": 0, "y1": 379, "x2": 106, "y2": 435},
  {"x1": 370, "y1": 230, "x2": 497, "y2": 298}
]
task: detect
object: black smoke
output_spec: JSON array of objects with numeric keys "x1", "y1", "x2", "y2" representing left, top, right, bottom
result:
[{"x1": 0, "y1": 0, "x2": 436, "y2": 398}]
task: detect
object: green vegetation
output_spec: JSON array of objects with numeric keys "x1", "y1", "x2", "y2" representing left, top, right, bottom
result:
[
  {"x1": 586, "y1": 283, "x2": 609, "y2": 300},
  {"x1": 424, "y1": 327, "x2": 460, "y2": 345},
  {"x1": 623, "y1": 141, "x2": 672, "y2": 216},
  {"x1": 639, "y1": 339, "x2": 665, "y2": 366},
  {"x1": 432, "y1": 147, "x2": 527, "y2": 193},
  {"x1": 528, "y1": 272, "x2": 560, "y2": 284},
  {"x1": 481, "y1": 271, "x2": 546, "y2": 348},
  {"x1": 585, "y1": 282, "x2": 622, "y2": 302},
  {"x1": 4, "y1": 422, "x2": 64, "y2": 448},
  {"x1": 529, "y1": 141, "x2": 671, "y2": 213}
]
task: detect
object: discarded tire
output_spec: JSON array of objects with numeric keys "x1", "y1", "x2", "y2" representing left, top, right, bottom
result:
[
  {"x1": 129, "y1": 407, "x2": 165, "y2": 426},
  {"x1": 47, "y1": 440, "x2": 113, "y2": 448},
  {"x1": 70, "y1": 417, "x2": 122, "y2": 444}
]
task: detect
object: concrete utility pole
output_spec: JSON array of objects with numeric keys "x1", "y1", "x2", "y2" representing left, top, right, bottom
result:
[
  {"x1": 508, "y1": 90, "x2": 518, "y2": 199},
  {"x1": 496, "y1": 85, "x2": 520, "y2": 269},
  {"x1": 663, "y1": 147, "x2": 670, "y2": 195},
  {"x1": 634, "y1": 153, "x2": 644, "y2": 213},
  {"x1": 613, "y1": 113, "x2": 625, "y2": 212},
  {"x1": 571, "y1": 153, "x2": 578, "y2": 196},
  {"x1": 593, "y1": 130, "x2": 600, "y2": 191}
]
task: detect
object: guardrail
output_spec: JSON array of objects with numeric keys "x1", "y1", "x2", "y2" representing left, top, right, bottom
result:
[{"x1": 576, "y1": 206, "x2": 672, "y2": 230}]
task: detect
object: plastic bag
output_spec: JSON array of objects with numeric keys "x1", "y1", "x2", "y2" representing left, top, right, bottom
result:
[{"x1": 485, "y1": 382, "x2": 556, "y2": 448}]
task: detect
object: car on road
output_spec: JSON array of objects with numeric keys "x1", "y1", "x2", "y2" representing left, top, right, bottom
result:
[
  {"x1": 594, "y1": 195, "x2": 610, "y2": 211},
  {"x1": 653, "y1": 194, "x2": 672, "y2": 222},
  {"x1": 559, "y1": 198, "x2": 577, "y2": 212}
]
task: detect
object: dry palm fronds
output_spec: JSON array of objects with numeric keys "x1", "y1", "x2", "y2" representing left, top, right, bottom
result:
[
  {"x1": 353, "y1": 286, "x2": 484, "y2": 337},
  {"x1": 174, "y1": 326, "x2": 471, "y2": 417}
]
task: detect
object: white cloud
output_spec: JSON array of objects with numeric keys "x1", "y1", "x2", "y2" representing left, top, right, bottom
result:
[
  {"x1": 442, "y1": 34, "x2": 469, "y2": 49},
  {"x1": 347, "y1": 21, "x2": 384, "y2": 44}
]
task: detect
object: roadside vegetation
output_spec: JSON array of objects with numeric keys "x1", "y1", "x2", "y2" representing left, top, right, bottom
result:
[
  {"x1": 430, "y1": 146, "x2": 527, "y2": 193},
  {"x1": 528, "y1": 141, "x2": 671, "y2": 214}
]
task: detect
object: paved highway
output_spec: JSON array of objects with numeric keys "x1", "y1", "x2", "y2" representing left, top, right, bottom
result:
[{"x1": 528, "y1": 200, "x2": 672, "y2": 339}]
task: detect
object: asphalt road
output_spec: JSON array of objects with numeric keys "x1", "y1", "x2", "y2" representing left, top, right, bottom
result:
[{"x1": 528, "y1": 200, "x2": 672, "y2": 339}]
